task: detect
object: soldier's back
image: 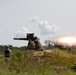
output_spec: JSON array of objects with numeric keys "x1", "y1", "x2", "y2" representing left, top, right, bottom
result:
[
  {"x1": 28, "y1": 39, "x2": 35, "y2": 50},
  {"x1": 34, "y1": 39, "x2": 42, "y2": 50},
  {"x1": 4, "y1": 49, "x2": 12, "y2": 58}
]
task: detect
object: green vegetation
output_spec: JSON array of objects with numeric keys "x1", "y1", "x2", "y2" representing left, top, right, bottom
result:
[{"x1": 0, "y1": 48, "x2": 76, "y2": 75}]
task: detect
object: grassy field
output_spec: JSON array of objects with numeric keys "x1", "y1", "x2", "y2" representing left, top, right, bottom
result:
[{"x1": 0, "y1": 48, "x2": 76, "y2": 75}]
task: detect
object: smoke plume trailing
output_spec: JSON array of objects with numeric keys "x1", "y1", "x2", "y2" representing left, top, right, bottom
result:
[
  {"x1": 15, "y1": 27, "x2": 29, "y2": 38},
  {"x1": 31, "y1": 16, "x2": 58, "y2": 35}
]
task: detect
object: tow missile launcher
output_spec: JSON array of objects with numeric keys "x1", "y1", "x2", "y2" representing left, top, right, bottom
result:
[
  {"x1": 14, "y1": 33, "x2": 42, "y2": 50},
  {"x1": 14, "y1": 33, "x2": 34, "y2": 41}
]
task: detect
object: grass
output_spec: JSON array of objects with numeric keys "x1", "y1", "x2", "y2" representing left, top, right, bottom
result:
[{"x1": 0, "y1": 48, "x2": 76, "y2": 75}]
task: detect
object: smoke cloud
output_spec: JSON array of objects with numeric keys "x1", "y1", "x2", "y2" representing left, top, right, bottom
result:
[
  {"x1": 15, "y1": 27, "x2": 29, "y2": 38},
  {"x1": 31, "y1": 16, "x2": 58, "y2": 35},
  {"x1": 39, "y1": 21, "x2": 58, "y2": 35},
  {"x1": 15, "y1": 16, "x2": 58, "y2": 38}
]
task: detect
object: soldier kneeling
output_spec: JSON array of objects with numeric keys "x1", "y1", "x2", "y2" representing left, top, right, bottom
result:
[
  {"x1": 4, "y1": 45, "x2": 12, "y2": 63},
  {"x1": 27, "y1": 39, "x2": 35, "y2": 50},
  {"x1": 33, "y1": 36, "x2": 43, "y2": 51}
]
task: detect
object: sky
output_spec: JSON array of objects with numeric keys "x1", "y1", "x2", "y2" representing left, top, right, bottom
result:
[{"x1": 0, "y1": 0, "x2": 76, "y2": 47}]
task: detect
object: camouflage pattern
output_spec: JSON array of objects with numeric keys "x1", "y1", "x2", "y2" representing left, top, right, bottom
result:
[
  {"x1": 33, "y1": 36, "x2": 42, "y2": 50},
  {"x1": 4, "y1": 45, "x2": 12, "y2": 58},
  {"x1": 71, "y1": 62, "x2": 76, "y2": 72},
  {"x1": 68, "y1": 47, "x2": 72, "y2": 53},
  {"x1": 27, "y1": 37, "x2": 42, "y2": 50},
  {"x1": 27, "y1": 39, "x2": 35, "y2": 50}
]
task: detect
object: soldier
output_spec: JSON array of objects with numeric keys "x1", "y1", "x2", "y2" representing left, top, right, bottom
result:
[
  {"x1": 68, "y1": 47, "x2": 72, "y2": 53},
  {"x1": 71, "y1": 62, "x2": 76, "y2": 71},
  {"x1": 4, "y1": 45, "x2": 12, "y2": 62},
  {"x1": 33, "y1": 36, "x2": 43, "y2": 50},
  {"x1": 27, "y1": 39, "x2": 35, "y2": 50}
]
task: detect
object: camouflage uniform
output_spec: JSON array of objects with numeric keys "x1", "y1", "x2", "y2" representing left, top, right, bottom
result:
[
  {"x1": 33, "y1": 37, "x2": 42, "y2": 50},
  {"x1": 4, "y1": 46, "x2": 12, "y2": 63},
  {"x1": 28, "y1": 39, "x2": 35, "y2": 50},
  {"x1": 4, "y1": 46, "x2": 12, "y2": 58},
  {"x1": 68, "y1": 47, "x2": 72, "y2": 53},
  {"x1": 71, "y1": 62, "x2": 76, "y2": 71}
]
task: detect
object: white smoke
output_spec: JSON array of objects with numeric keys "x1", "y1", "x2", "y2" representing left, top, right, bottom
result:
[
  {"x1": 15, "y1": 17, "x2": 58, "y2": 38},
  {"x1": 39, "y1": 21, "x2": 58, "y2": 35},
  {"x1": 15, "y1": 27, "x2": 29, "y2": 38},
  {"x1": 31, "y1": 16, "x2": 58, "y2": 35}
]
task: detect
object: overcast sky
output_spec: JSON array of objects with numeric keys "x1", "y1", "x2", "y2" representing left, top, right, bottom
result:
[{"x1": 0, "y1": 0, "x2": 76, "y2": 47}]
